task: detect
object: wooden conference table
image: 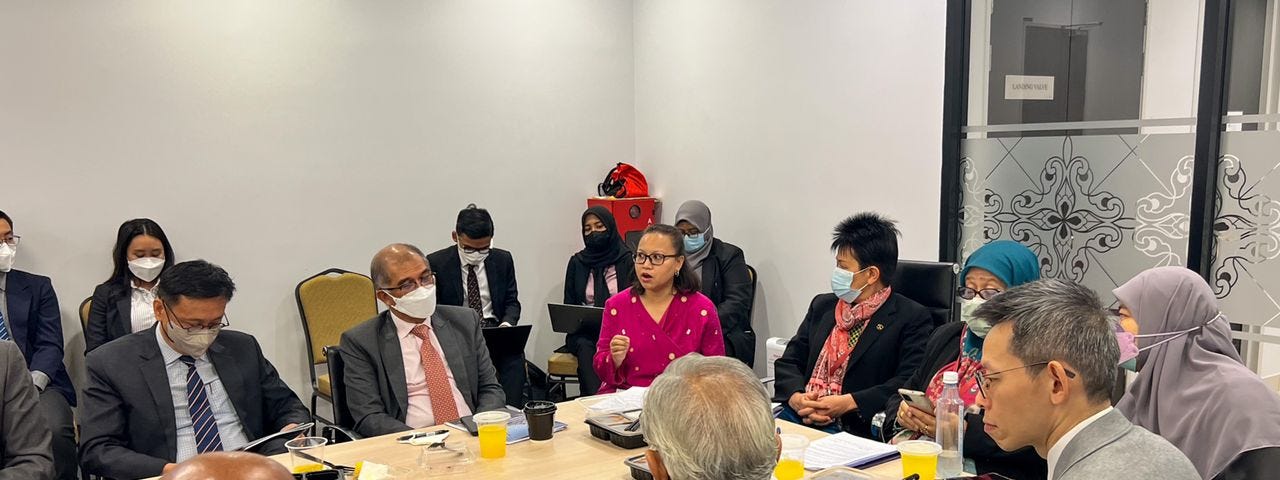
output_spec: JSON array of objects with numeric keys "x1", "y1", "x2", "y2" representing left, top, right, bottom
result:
[{"x1": 235, "y1": 400, "x2": 908, "y2": 479}]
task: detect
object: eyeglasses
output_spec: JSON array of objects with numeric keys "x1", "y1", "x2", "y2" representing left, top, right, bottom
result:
[
  {"x1": 380, "y1": 272, "x2": 437, "y2": 296},
  {"x1": 0, "y1": 235, "x2": 19, "y2": 246},
  {"x1": 957, "y1": 286, "x2": 1003, "y2": 301},
  {"x1": 634, "y1": 252, "x2": 676, "y2": 266},
  {"x1": 975, "y1": 361, "x2": 1076, "y2": 399},
  {"x1": 1106, "y1": 307, "x2": 1124, "y2": 317},
  {"x1": 161, "y1": 302, "x2": 230, "y2": 332},
  {"x1": 460, "y1": 246, "x2": 491, "y2": 254}
]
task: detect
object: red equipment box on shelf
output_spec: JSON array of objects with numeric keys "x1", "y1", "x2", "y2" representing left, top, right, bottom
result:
[{"x1": 587, "y1": 197, "x2": 660, "y2": 239}]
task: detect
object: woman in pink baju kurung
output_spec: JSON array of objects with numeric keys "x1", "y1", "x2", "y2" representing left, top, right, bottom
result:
[{"x1": 592, "y1": 224, "x2": 726, "y2": 394}]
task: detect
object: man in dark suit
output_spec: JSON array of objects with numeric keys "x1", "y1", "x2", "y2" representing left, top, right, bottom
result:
[
  {"x1": 426, "y1": 204, "x2": 525, "y2": 406},
  {"x1": 0, "y1": 341, "x2": 54, "y2": 479},
  {"x1": 773, "y1": 213, "x2": 934, "y2": 439},
  {"x1": 341, "y1": 243, "x2": 505, "y2": 437},
  {"x1": 0, "y1": 211, "x2": 76, "y2": 480},
  {"x1": 80, "y1": 260, "x2": 311, "y2": 480}
]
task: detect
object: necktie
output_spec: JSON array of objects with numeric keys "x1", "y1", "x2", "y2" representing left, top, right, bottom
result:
[
  {"x1": 0, "y1": 311, "x2": 10, "y2": 341},
  {"x1": 179, "y1": 356, "x2": 224, "y2": 454},
  {"x1": 465, "y1": 264, "x2": 483, "y2": 317},
  {"x1": 410, "y1": 325, "x2": 461, "y2": 424}
]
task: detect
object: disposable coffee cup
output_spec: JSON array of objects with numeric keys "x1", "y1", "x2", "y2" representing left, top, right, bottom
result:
[{"x1": 523, "y1": 400, "x2": 558, "y2": 441}]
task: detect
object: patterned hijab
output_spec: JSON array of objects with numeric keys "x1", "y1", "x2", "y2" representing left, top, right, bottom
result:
[{"x1": 1115, "y1": 266, "x2": 1280, "y2": 479}]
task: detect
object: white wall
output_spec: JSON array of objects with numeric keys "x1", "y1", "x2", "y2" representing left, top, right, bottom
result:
[
  {"x1": 0, "y1": 0, "x2": 948, "y2": 404},
  {"x1": 634, "y1": 1, "x2": 947, "y2": 372},
  {"x1": 0, "y1": 1, "x2": 635, "y2": 401}
]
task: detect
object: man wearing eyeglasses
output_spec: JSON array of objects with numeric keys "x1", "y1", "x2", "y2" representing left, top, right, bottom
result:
[
  {"x1": 426, "y1": 204, "x2": 525, "y2": 406},
  {"x1": 80, "y1": 260, "x2": 311, "y2": 480},
  {"x1": 971, "y1": 279, "x2": 1197, "y2": 480},
  {"x1": 0, "y1": 210, "x2": 77, "y2": 480},
  {"x1": 339, "y1": 243, "x2": 505, "y2": 438}
]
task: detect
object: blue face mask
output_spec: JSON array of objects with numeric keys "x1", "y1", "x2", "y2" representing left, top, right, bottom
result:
[
  {"x1": 683, "y1": 234, "x2": 707, "y2": 253},
  {"x1": 831, "y1": 267, "x2": 869, "y2": 303}
]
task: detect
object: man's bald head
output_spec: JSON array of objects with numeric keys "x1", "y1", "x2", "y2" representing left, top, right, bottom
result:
[
  {"x1": 370, "y1": 243, "x2": 428, "y2": 289},
  {"x1": 160, "y1": 452, "x2": 292, "y2": 480}
]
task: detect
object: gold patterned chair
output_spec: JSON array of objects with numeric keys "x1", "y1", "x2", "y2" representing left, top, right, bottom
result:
[{"x1": 295, "y1": 268, "x2": 377, "y2": 423}]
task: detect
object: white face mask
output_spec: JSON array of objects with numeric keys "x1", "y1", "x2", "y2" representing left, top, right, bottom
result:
[
  {"x1": 163, "y1": 319, "x2": 220, "y2": 357},
  {"x1": 459, "y1": 246, "x2": 490, "y2": 266},
  {"x1": 959, "y1": 297, "x2": 993, "y2": 337},
  {"x1": 387, "y1": 284, "x2": 437, "y2": 320},
  {"x1": 128, "y1": 257, "x2": 165, "y2": 283},
  {"x1": 0, "y1": 243, "x2": 15, "y2": 273}
]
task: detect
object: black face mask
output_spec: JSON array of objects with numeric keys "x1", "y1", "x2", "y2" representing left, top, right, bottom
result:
[{"x1": 584, "y1": 231, "x2": 612, "y2": 251}]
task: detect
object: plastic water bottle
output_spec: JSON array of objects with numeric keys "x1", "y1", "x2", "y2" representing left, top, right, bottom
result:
[{"x1": 935, "y1": 371, "x2": 965, "y2": 478}]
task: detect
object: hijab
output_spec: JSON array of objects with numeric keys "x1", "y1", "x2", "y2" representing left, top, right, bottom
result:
[
  {"x1": 1114, "y1": 266, "x2": 1280, "y2": 479},
  {"x1": 574, "y1": 206, "x2": 630, "y2": 305},
  {"x1": 674, "y1": 200, "x2": 713, "y2": 279}
]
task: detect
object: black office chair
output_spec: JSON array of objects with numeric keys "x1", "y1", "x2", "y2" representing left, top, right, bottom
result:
[
  {"x1": 890, "y1": 260, "x2": 958, "y2": 327},
  {"x1": 624, "y1": 230, "x2": 643, "y2": 250},
  {"x1": 743, "y1": 264, "x2": 759, "y2": 368},
  {"x1": 321, "y1": 345, "x2": 360, "y2": 444}
]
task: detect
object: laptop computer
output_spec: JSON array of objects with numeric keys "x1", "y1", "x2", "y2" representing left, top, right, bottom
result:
[
  {"x1": 481, "y1": 324, "x2": 532, "y2": 359},
  {"x1": 548, "y1": 303, "x2": 605, "y2": 334}
]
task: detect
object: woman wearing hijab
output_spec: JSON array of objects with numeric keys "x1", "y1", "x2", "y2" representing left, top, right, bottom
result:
[
  {"x1": 563, "y1": 206, "x2": 635, "y2": 394},
  {"x1": 884, "y1": 240, "x2": 1046, "y2": 478},
  {"x1": 674, "y1": 200, "x2": 755, "y2": 367},
  {"x1": 1114, "y1": 266, "x2": 1280, "y2": 480}
]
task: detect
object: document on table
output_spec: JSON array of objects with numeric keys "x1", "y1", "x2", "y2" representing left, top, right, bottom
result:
[
  {"x1": 586, "y1": 386, "x2": 648, "y2": 413},
  {"x1": 802, "y1": 432, "x2": 899, "y2": 470}
]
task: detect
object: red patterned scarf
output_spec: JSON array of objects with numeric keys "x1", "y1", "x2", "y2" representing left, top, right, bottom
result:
[{"x1": 805, "y1": 287, "x2": 892, "y2": 396}]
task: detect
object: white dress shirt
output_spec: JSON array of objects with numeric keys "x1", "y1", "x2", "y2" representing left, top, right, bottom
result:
[
  {"x1": 1047, "y1": 406, "x2": 1114, "y2": 480},
  {"x1": 457, "y1": 249, "x2": 495, "y2": 321},
  {"x1": 391, "y1": 313, "x2": 472, "y2": 428},
  {"x1": 155, "y1": 327, "x2": 249, "y2": 461},
  {"x1": 130, "y1": 282, "x2": 158, "y2": 333}
]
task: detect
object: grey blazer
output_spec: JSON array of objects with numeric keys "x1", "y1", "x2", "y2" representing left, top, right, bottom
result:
[
  {"x1": 1055, "y1": 409, "x2": 1199, "y2": 480},
  {"x1": 79, "y1": 327, "x2": 312, "y2": 480},
  {"x1": 339, "y1": 306, "x2": 506, "y2": 437},
  {"x1": 0, "y1": 342, "x2": 53, "y2": 480}
]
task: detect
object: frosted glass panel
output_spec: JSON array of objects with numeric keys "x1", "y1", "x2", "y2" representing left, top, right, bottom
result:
[
  {"x1": 959, "y1": 133, "x2": 1195, "y2": 303},
  {"x1": 1215, "y1": 131, "x2": 1280, "y2": 328}
]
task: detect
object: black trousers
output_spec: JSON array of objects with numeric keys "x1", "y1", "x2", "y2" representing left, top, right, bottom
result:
[
  {"x1": 39, "y1": 388, "x2": 76, "y2": 480},
  {"x1": 493, "y1": 351, "x2": 527, "y2": 407},
  {"x1": 567, "y1": 325, "x2": 602, "y2": 396}
]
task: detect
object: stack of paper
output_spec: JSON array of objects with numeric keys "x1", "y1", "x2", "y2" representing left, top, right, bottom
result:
[
  {"x1": 802, "y1": 432, "x2": 899, "y2": 470},
  {"x1": 586, "y1": 386, "x2": 649, "y2": 413}
]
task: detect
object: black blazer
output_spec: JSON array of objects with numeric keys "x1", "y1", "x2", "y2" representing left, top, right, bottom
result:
[
  {"x1": 883, "y1": 322, "x2": 1047, "y2": 479},
  {"x1": 563, "y1": 255, "x2": 634, "y2": 307},
  {"x1": 79, "y1": 327, "x2": 311, "y2": 479},
  {"x1": 1, "y1": 270, "x2": 75, "y2": 406},
  {"x1": 697, "y1": 239, "x2": 755, "y2": 367},
  {"x1": 85, "y1": 280, "x2": 135, "y2": 353},
  {"x1": 427, "y1": 246, "x2": 521, "y2": 326},
  {"x1": 774, "y1": 292, "x2": 933, "y2": 438}
]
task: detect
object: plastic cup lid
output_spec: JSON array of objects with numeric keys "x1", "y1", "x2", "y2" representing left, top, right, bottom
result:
[
  {"x1": 473, "y1": 411, "x2": 512, "y2": 424},
  {"x1": 896, "y1": 440, "x2": 942, "y2": 456}
]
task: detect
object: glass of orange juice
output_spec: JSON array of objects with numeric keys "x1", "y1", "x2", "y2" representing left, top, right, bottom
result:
[
  {"x1": 474, "y1": 411, "x2": 512, "y2": 459},
  {"x1": 774, "y1": 434, "x2": 809, "y2": 480},
  {"x1": 897, "y1": 440, "x2": 942, "y2": 480},
  {"x1": 285, "y1": 436, "x2": 328, "y2": 473}
]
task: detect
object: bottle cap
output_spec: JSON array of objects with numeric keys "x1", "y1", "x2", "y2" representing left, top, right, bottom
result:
[{"x1": 943, "y1": 371, "x2": 959, "y2": 384}]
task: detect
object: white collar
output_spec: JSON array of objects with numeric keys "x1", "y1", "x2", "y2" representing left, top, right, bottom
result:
[{"x1": 1047, "y1": 406, "x2": 1113, "y2": 479}]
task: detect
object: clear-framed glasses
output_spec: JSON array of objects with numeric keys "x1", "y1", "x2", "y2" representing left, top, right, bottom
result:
[
  {"x1": 956, "y1": 286, "x2": 1003, "y2": 301},
  {"x1": 0, "y1": 235, "x2": 19, "y2": 246},
  {"x1": 460, "y1": 246, "x2": 491, "y2": 254},
  {"x1": 975, "y1": 361, "x2": 1076, "y2": 399},
  {"x1": 634, "y1": 252, "x2": 675, "y2": 266},
  {"x1": 380, "y1": 272, "x2": 437, "y2": 296},
  {"x1": 161, "y1": 301, "x2": 229, "y2": 332}
]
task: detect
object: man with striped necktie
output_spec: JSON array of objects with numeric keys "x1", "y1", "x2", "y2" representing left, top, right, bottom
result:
[{"x1": 80, "y1": 260, "x2": 310, "y2": 479}]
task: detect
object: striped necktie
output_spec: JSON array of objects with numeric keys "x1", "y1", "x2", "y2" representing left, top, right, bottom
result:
[
  {"x1": 0, "y1": 310, "x2": 10, "y2": 341},
  {"x1": 179, "y1": 355, "x2": 224, "y2": 454}
]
